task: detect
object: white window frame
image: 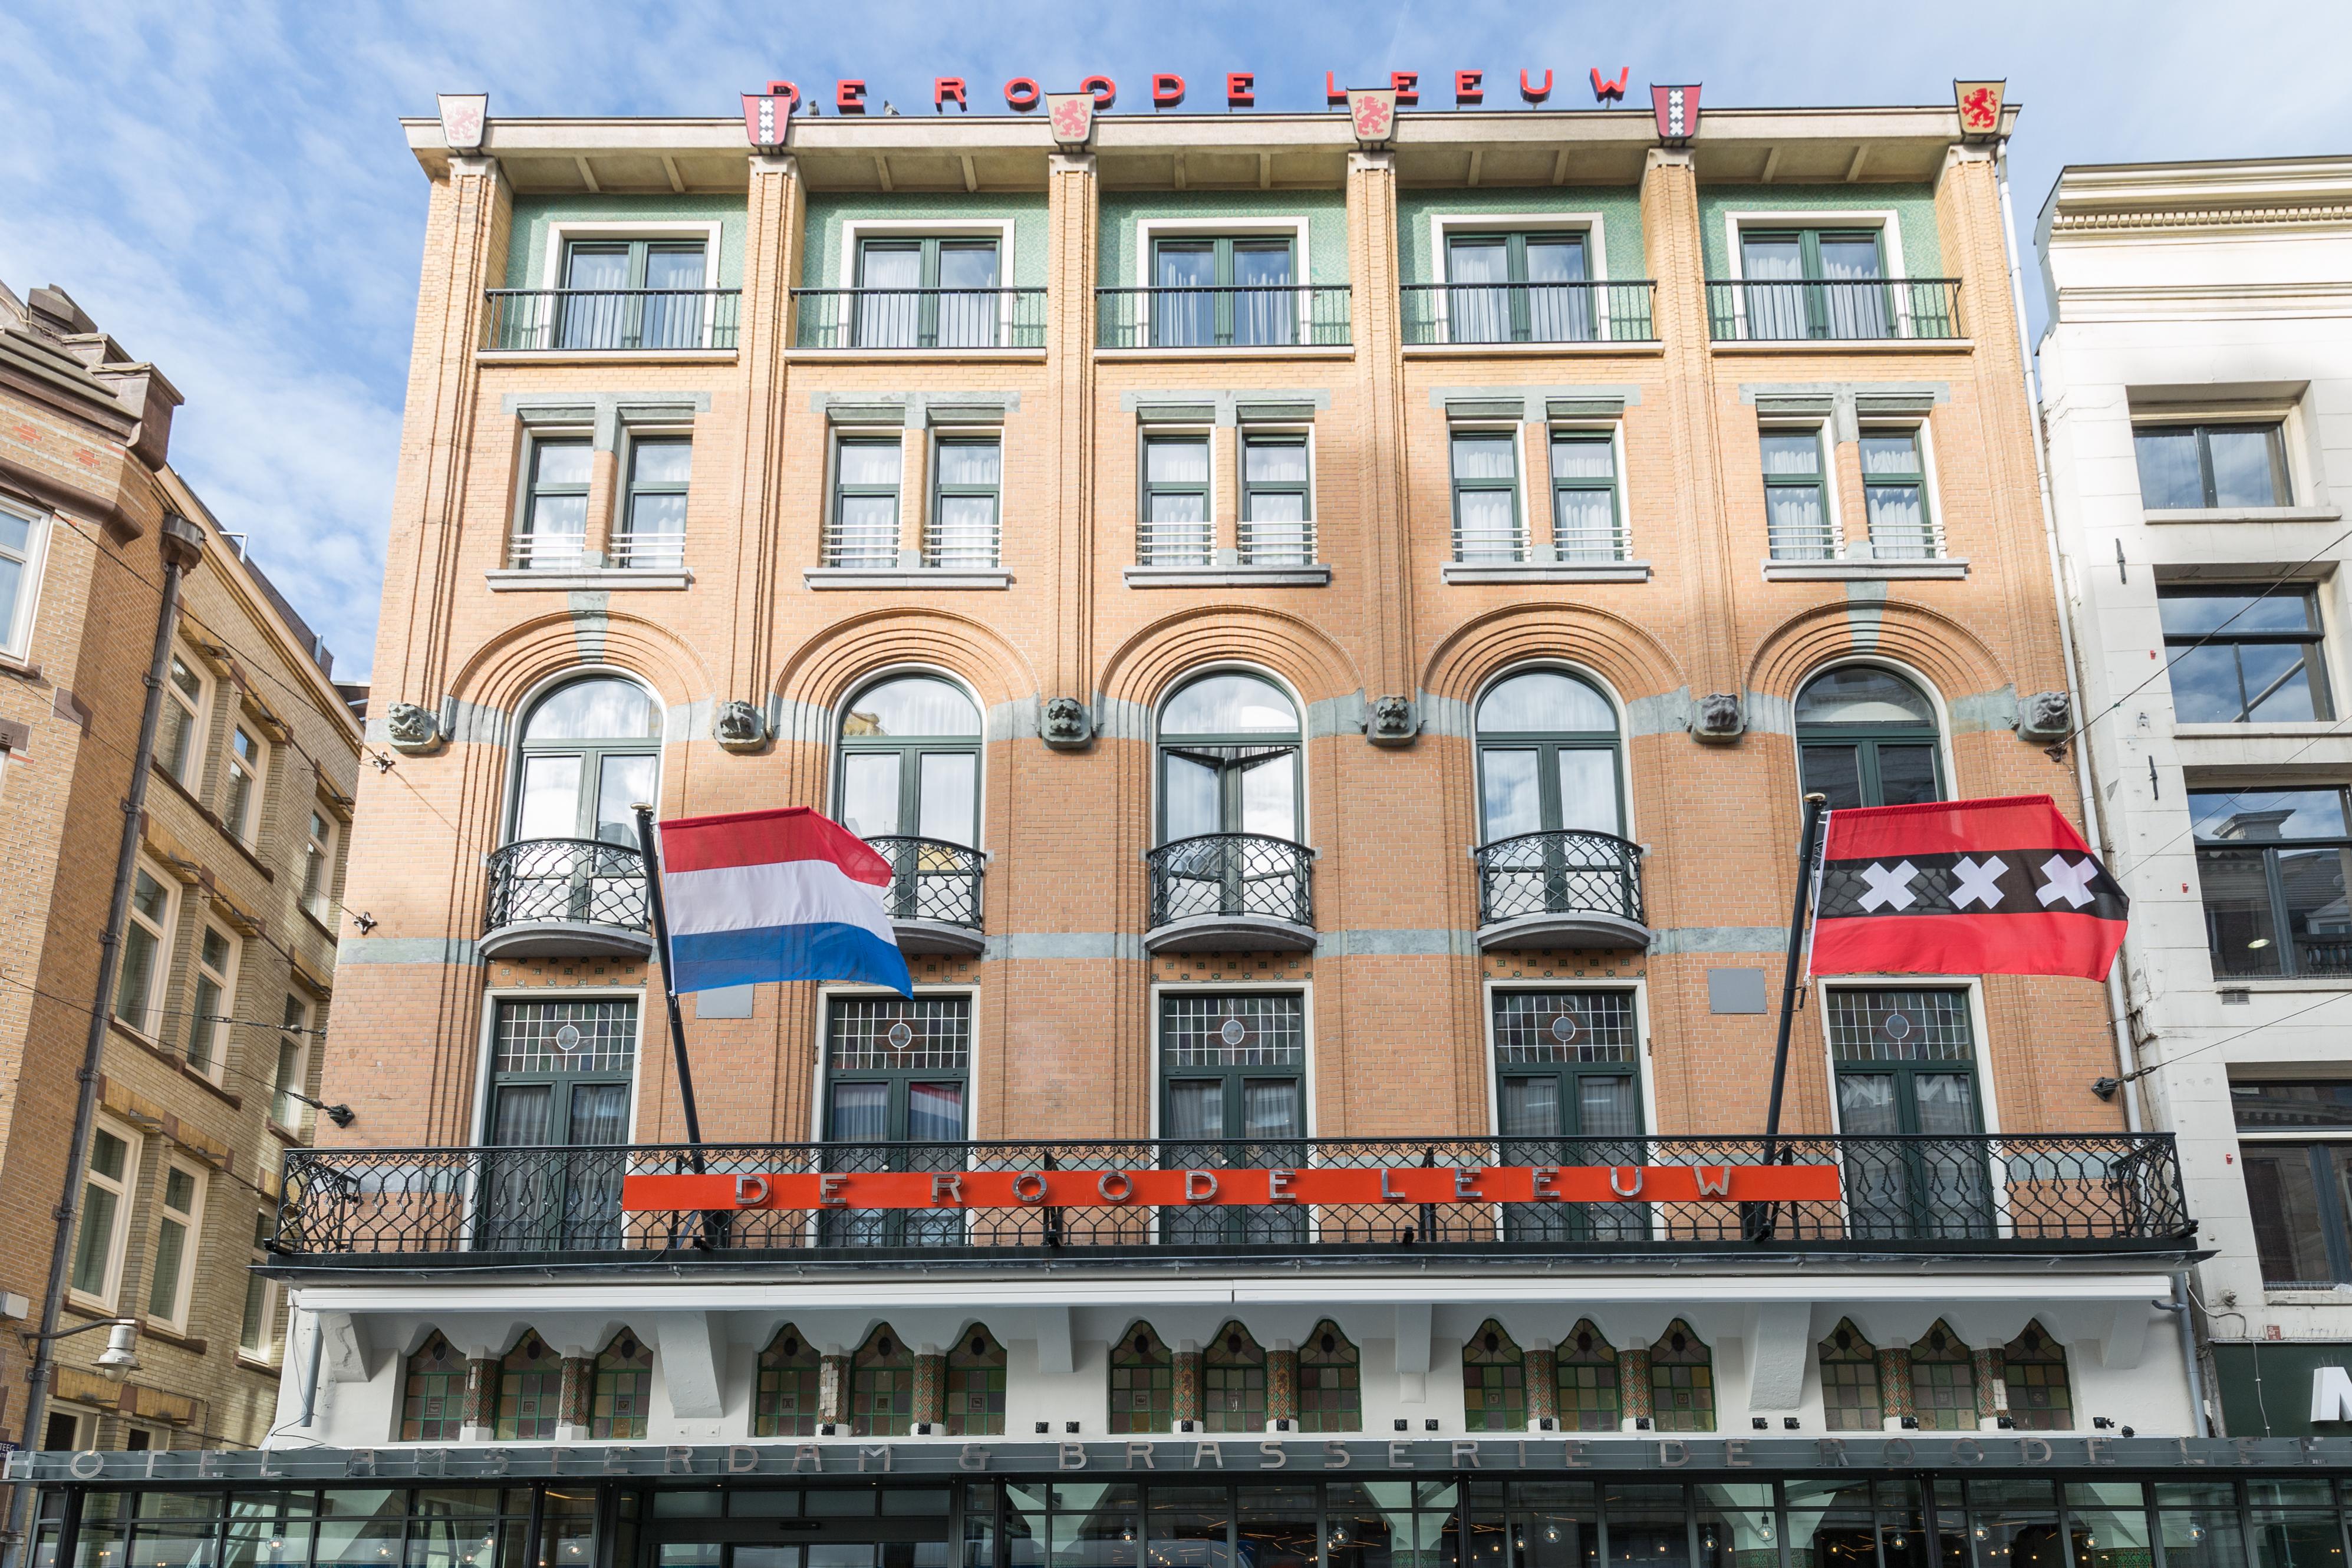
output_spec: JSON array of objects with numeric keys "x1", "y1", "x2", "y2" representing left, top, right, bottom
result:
[
  {"x1": 185, "y1": 920, "x2": 239, "y2": 1083},
  {"x1": 42, "y1": 1404, "x2": 100, "y2": 1452},
  {"x1": 0, "y1": 497, "x2": 55, "y2": 664},
  {"x1": 835, "y1": 219, "x2": 1023, "y2": 348},
  {"x1": 1237, "y1": 423, "x2": 1318, "y2": 567},
  {"x1": 1721, "y1": 209, "x2": 1912, "y2": 341},
  {"x1": 1479, "y1": 977, "x2": 1661, "y2": 1140},
  {"x1": 273, "y1": 993, "x2": 312, "y2": 1133},
  {"x1": 612, "y1": 425, "x2": 694, "y2": 571},
  {"x1": 301, "y1": 803, "x2": 339, "y2": 925},
  {"x1": 238, "y1": 1208, "x2": 280, "y2": 1365},
  {"x1": 533, "y1": 220, "x2": 728, "y2": 350},
  {"x1": 1543, "y1": 420, "x2": 1631, "y2": 562},
  {"x1": 1143, "y1": 980, "x2": 1317, "y2": 1142},
  {"x1": 1426, "y1": 213, "x2": 1613, "y2": 346},
  {"x1": 808, "y1": 983, "x2": 984, "y2": 1142},
  {"x1": 67, "y1": 1118, "x2": 141, "y2": 1312},
  {"x1": 223, "y1": 721, "x2": 266, "y2": 845},
  {"x1": 1132, "y1": 216, "x2": 1315, "y2": 350},
  {"x1": 466, "y1": 987, "x2": 650, "y2": 1148},
  {"x1": 1758, "y1": 420, "x2": 1847, "y2": 562},
  {"x1": 114, "y1": 859, "x2": 179, "y2": 1039},
  {"x1": 145, "y1": 1155, "x2": 207, "y2": 1333},
  {"x1": 158, "y1": 645, "x2": 212, "y2": 790}
]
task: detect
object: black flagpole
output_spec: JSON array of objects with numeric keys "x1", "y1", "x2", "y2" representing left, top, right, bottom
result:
[
  {"x1": 634, "y1": 803, "x2": 707, "y2": 1175},
  {"x1": 1750, "y1": 791, "x2": 1828, "y2": 1243}
]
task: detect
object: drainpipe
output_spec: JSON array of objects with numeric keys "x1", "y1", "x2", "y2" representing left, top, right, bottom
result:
[
  {"x1": 5, "y1": 513, "x2": 205, "y2": 1566},
  {"x1": 1993, "y1": 145, "x2": 2142, "y2": 1134},
  {"x1": 2160, "y1": 1272, "x2": 2213, "y2": 1438}
]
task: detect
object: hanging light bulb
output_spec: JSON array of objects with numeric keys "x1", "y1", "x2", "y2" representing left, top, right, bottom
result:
[
  {"x1": 1974, "y1": 1528, "x2": 1989, "y2": 1544},
  {"x1": 1546, "y1": 1526, "x2": 1563, "y2": 1546}
]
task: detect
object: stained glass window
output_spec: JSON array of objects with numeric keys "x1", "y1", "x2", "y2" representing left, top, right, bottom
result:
[
  {"x1": 1464, "y1": 1320, "x2": 1526, "y2": 1431},
  {"x1": 853, "y1": 1324, "x2": 914, "y2": 1438},
  {"x1": 1110, "y1": 1323, "x2": 1174, "y2": 1434},
  {"x1": 592, "y1": 1332, "x2": 653, "y2": 1439},
  {"x1": 495, "y1": 1332, "x2": 561, "y2": 1440},
  {"x1": 1556, "y1": 1320, "x2": 1620, "y2": 1432},
  {"x1": 2004, "y1": 1322, "x2": 2073, "y2": 1431},
  {"x1": 401, "y1": 1332, "x2": 466, "y2": 1442},
  {"x1": 1820, "y1": 1320, "x2": 1882, "y2": 1431},
  {"x1": 1204, "y1": 1322, "x2": 1267, "y2": 1433},
  {"x1": 756, "y1": 1325, "x2": 820, "y2": 1437},
  {"x1": 1297, "y1": 1320, "x2": 1361, "y2": 1433},
  {"x1": 1651, "y1": 1319, "x2": 1715, "y2": 1432},
  {"x1": 948, "y1": 1326, "x2": 1007, "y2": 1436},
  {"x1": 1910, "y1": 1321, "x2": 1977, "y2": 1431}
]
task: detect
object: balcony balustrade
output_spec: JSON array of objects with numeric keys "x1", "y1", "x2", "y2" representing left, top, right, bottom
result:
[
  {"x1": 1706, "y1": 277, "x2": 1963, "y2": 342},
  {"x1": 1096, "y1": 285, "x2": 1352, "y2": 350},
  {"x1": 480, "y1": 838, "x2": 652, "y2": 960},
  {"x1": 1400, "y1": 279, "x2": 1659, "y2": 345},
  {"x1": 866, "y1": 835, "x2": 985, "y2": 957},
  {"x1": 1473, "y1": 829, "x2": 1647, "y2": 950},
  {"x1": 480, "y1": 288, "x2": 741, "y2": 352},
  {"x1": 1145, "y1": 833, "x2": 1315, "y2": 953},
  {"x1": 790, "y1": 287, "x2": 1047, "y2": 350}
]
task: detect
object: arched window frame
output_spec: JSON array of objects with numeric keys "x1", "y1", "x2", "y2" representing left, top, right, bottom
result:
[
  {"x1": 1909, "y1": 1319, "x2": 1977, "y2": 1432},
  {"x1": 946, "y1": 1324, "x2": 1007, "y2": 1437},
  {"x1": 1819, "y1": 1319, "x2": 1882, "y2": 1431},
  {"x1": 506, "y1": 672, "x2": 665, "y2": 846},
  {"x1": 1793, "y1": 662, "x2": 1948, "y2": 810},
  {"x1": 833, "y1": 670, "x2": 985, "y2": 849},
  {"x1": 1297, "y1": 1320, "x2": 1361, "y2": 1434},
  {"x1": 1463, "y1": 1319, "x2": 1527, "y2": 1432},
  {"x1": 592, "y1": 1330, "x2": 653, "y2": 1439},
  {"x1": 1154, "y1": 668, "x2": 1306, "y2": 847},
  {"x1": 495, "y1": 1330, "x2": 561, "y2": 1440},
  {"x1": 1203, "y1": 1320, "x2": 1269, "y2": 1434},
  {"x1": 2002, "y1": 1320, "x2": 2073, "y2": 1431},
  {"x1": 1472, "y1": 665, "x2": 1628, "y2": 842},
  {"x1": 400, "y1": 1331, "x2": 466, "y2": 1443},
  {"x1": 851, "y1": 1323, "x2": 915, "y2": 1438},
  {"x1": 1108, "y1": 1322, "x2": 1174, "y2": 1435},
  {"x1": 1555, "y1": 1319, "x2": 1620, "y2": 1432},
  {"x1": 755, "y1": 1324, "x2": 820, "y2": 1438},
  {"x1": 1649, "y1": 1319, "x2": 1715, "y2": 1432}
]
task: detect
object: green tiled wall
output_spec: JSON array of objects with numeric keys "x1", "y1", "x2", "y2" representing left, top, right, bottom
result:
[
  {"x1": 1696, "y1": 184, "x2": 1943, "y2": 278},
  {"x1": 1097, "y1": 190, "x2": 1350, "y2": 286},
  {"x1": 799, "y1": 194, "x2": 1052, "y2": 289},
  {"x1": 1394, "y1": 189, "x2": 1647, "y2": 282},
  {"x1": 504, "y1": 196, "x2": 749, "y2": 289}
]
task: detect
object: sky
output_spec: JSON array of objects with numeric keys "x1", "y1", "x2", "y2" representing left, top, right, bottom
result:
[{"x1": 2, "y1": 0, "x2": 2347, "y2": 685}]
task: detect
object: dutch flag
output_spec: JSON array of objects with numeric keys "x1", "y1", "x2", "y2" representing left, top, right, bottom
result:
[{"x1": 655, "y1": 807, "x2": 913, "y2": 997}]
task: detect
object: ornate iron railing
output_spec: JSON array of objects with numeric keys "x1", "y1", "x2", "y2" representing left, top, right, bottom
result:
[
  {"x1": 1097, "y1": 285, "x2": 1352, "y2": 350},
  {"x1": 1705, "y1": 278, "x2": 1963, "y2": 342},
  {"x1": 1474, "y1": 830, "x2": 1645, "y2": 928},
  {"x1": 1401, "y1": 280, "x2": 1658, "y2": 345},
  {"x1": 483, "y1": 838, "x2": 650, "y2": 937},
  {"x1": 790, "y1": 287, "x2": 1047, "y2": 350},
  {"x1": 481, "y1": 289, "x2": 742, "y2": 351},
  {"x1": 865, "y1": 835, "x2": 983, "y2": 930},
  {"x1": 271, "y1": 1132, "x2": 2194, "y2": 1265},
  {"x1": 1147, "y1": 833, "x2": 1313, "y2": 930}
]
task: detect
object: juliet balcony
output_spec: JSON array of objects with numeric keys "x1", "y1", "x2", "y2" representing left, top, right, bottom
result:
[
  {"x1": 1145, "y1": 833, "x2": 1315, "y2": 953},
  {"x1": 790, "y1": 287, "x2": 1047, "y2": 350},
  {"x1": 268, "y1": 1132, "x2": 2196, "y2": 1270},
  {"x1": 1473, "y1": 829, "x2": 1648, "y2": 951},
  {"x1": 1399, "y1": 279, "x2": 1659, "y2": 346},
  {"x1": 480, "y1": 288, "x2": 742, "y2": 353},
  {"x1": 867, "y1": 835, "x2": 986, "y2": 957},
  {"x1": 1096, "y1": 285, "x2": 1352, "y2": 351},
  {"x1": 1705, "y1": 277, "x2": 1964, "y2": 342},
  {"x1": 479, "y1": 838, "x2": 653, "y2": 960}
]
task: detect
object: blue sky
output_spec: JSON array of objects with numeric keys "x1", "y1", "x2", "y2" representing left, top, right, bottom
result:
[{"x1": 2, "y1": 0, "x2": 2346, "y2": 683}]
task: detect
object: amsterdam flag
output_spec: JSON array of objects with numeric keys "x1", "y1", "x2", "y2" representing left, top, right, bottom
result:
[{"x1": 1809, "y1": 795, "x2": 2127, "y2": 981}]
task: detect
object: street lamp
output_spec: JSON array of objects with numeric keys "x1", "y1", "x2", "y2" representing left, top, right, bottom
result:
[{"x1": 22, "y1": 1317, "x2": 141, "y2": 1381}]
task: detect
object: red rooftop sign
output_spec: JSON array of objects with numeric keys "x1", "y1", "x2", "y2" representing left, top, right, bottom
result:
[{"x1": 750, "y1": 67, "x2": 1649, "y2": 118}]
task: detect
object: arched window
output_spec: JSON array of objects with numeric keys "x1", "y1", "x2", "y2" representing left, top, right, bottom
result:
[
  {"x1": 1556, "y1": 1320, "x2": 1620, "y2": 1432},
  {"x1": 1109, "y1": 1323, "x2": 1174, "y2": 1434},
  {"x1": 1819, "y1": 1320, "x2": 1882, "y2": 1431},
  {"x1": 755, "y1": 1325, "x2": 819, "y2": 1437},
  {"x1": 947, "y1": 1326, "x2": 1007, "y2": 1437},
  {"x1": 1649, "y1": 1319, "x2": 1715, "y2": 1432},
  {"x1": 1298, "y1": 1320, "x2": 1361, "y2": 1433},
  {"x1": 1204, "y1": 1321, "x2": 1268, "y2": 1433},
  {"x1": 1157, "y1": 672, "x2": 1302, "y2": 844},
  {"x1": 836, "y1": 675, "x2": 982, "y2": 846},
  {"x1": 2004, "y1": 1322, "x2": 2073, "y2": 1431},
  {"x1": 852, "y1": 1323, "x2": 914, "y2": 1438},
  {"x1": 1909, "y1": 1320, "x2": 1976, "y2": 1431},
  {"x1": 495, "y1": 1331, "x2": 561, "y2": 1440},
  {"x1": 1463, "y1": 1320, "x2": 1526, "y2": 1431},
  {"x1": 400, "y1": 1332, "x2": 466, "y2": 1442},
  {"x1": 1474, "y1": 668, "x2": 1623, "y2": 841},
  {"x1": 592, "y1": 1331, "x2": 653, "y2": 1439},
  {"x1": 511, "y1": 677, "x2": 663, "y2": 845},
  {"x1": 1796, "y1": 666, "x2": 1943, "y2": 809}
]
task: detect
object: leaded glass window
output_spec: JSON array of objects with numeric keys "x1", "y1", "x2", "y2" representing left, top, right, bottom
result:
[
  {"x1": 592, "y1": 1332, "x2": 653, "y2": 1439},
  {"x1": 1556, "y1": 1320, "x2": 1620, "y2": 1432},
  {"x1": 495, "y1": 1332, "x2": 561, "y2": 1440},
  {"x1": 1650, "y1": 1319, "x2": 1714, "y2": 1432},
  {"x1": 1161, "y1": 992, "x2": 1306, "y2": 1068},
  {"x1": 2004, "y1": 1322, "x2": 2073, "y2": 1432},
  {"x1": 1298, "y1": 1320, "x2": 1360, "y2": 1433},
  {"x1": 1464, "y1": 1320, "x2": 1525, "y2": 1432},
  {"x1": 401, "y1": 1332, "x2": 466, "y2": 1442},
  {"x1": 1909, "y1": 1321, "x2": 1976, "y2": 1431},
  {"x1": 755, "y1": 1326, "x2": 819, "y2": 1437},
  {"x1": 1203, "y1": 1322, "x2": 1267, "y2": 1434},
  {"x1": 828, "y1": 995, "x2": 972, "y2": 1071},
  {"x1": 947, "y1": 1326, "x2": 1007, "y2": 1436},
  {"x1": 852, "y1": 1324, "x2": 914, "y2": 1438},
  {"x1": 1109, "y1": 1323, "x2": 1174, "y2": 1434},
  {"x1": 1820, "y1": 1320, "x2": 1882, "y2": 1431}
]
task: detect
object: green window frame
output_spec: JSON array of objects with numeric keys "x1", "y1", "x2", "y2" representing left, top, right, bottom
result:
[
  {"x1": 1463, "y1": 1319, "x2": 1526, "y2": 1432},
  {"x1": 1442, "y1": 229, "x2": 1593, "y2": 344},
  {"x1": 493, "y1": 1332, "x2": 561, "y2": 1440},
  {"x1": 823, "y1": 996, "x2": 970, "y2": 1249},
  {"x1": 755, "y1": 1325, "x2": 821, "y2": 1437},
  {"x1": 400, "y1": 1332, "x2": 467, "y2": 1442},
  {"x1": 1108, "y1": 1322, "x2": 1175, "y2": 1434},
  {"x1": 2002, "y1": 1322, "x2": 2073, "y2": 1431},
  {"x1": 851, "y1": 1323, "x2": 915, "y2": 1438},
  {"x1": 592, "y1": 1331, "x2": 653, "y2": 1439},
  {"x1": 1737, "y1": 227, "x2": 1893, "y2": 341},
  {"x1": 1828, "y1": 988, "x2": 1991, "y2": 1241},
  {"x1": 1555, "y1": 1320, "x2": 1620, "y2": 1432},
  {"x1": 618, "y1": 434, "x2": 690, "y2": 569},
  {"x1": 1201, "y1": 1321, "x2": 1267, "y2": 1434},
  {"x1": 1795, "y1": 666, "x2": 1945, "y2": 811},
  {"x1": 1450, "y1": 429, "x2": 1524, "y2": 562},
  {"x1": 1859, "y1": 428, "x2": 1936, "y2": 559},
  {"x1": 1819, "y1": 1320, "x2": 1883, "y2": 1431},
  {"x1": 928, "y1": 434, "x2": 1003, "y2": 569},
  {"x1": 2134, "y1": 421, "x2": 2290, "y2": 510},
  {"x1": 946, "y1": 1326, "x2": 1007, "y2": 1436},
  {"x1": 1548, "y1": 430, "x2": 1622, "y2": 562},
  {"x1": 1740, "y1": 227, "x2": 1886, "y2": 281},
  {"x1": 835, "y1": 674, "x2": 983, "y2": 847},
  {"x1": 828, "y1": 434, "x2": 904, "y2": 569},
  {"x1": 1297, "y1": 1320, "x2": 1361, "y2": 1433},
  {"x1": 479, "y1": 999, "x2": 638, "y2": 1251},
  {"x1": 557, "y1": 236, "x2": 710, "y2": 350},
  {"x1": 1761, "y1": 427, "x2": 1833, "y2": 561},
  {"x1": 853, "y1": 236, "x2": 1002, "y2": 348},
  {"x1": 1239, "y1": 431, "x2": 1313, "y2": 566},
  {"x1": 518, "y1": 437, "x2": 591, "y2": 569},
  {"x1": 1155, "y1": 671, "x2": 1302, "y2": 844},
  {"x1": 1908, "y1": 1321, "x2": 1976, "y2": 1432},
  {"x1": 1141, "y1": 431, "x2": 1213, "y2": 566},
  {"x1": 1473, "y1": 670, "x2": 1625, "y2": 840},
  {"x1": 1149, "y1": 235, "x2": 1297, "y2": 348},
  {"x1": 509, "y1": 676, "x2": 663, "y2": 846},
  {"x1": 1649, "y1": 1320, "x2": 1715, "y2": 1432}
]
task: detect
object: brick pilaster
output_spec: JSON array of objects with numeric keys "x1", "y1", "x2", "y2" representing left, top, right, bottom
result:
[
  {"x1": 729, "y1": 150, "x2": 806, "y2": 701},
  {"x1": 913, "y1": 1350, "x2": 947, "y2": 1428},
  {"x1": 1266, "y1": 1346, "x2": 1298, "y2": 1424},
  {"x1": 1343, "y1": 148, "x2": 1415, "y2": 710},
  {"x1": 1043, "y1": 149, "x2": 1098, "y2": 706},
  {"x1": 556, "y1": 1355, "x2": 594, "y2": 1440},
  {"x1": 819, "y1": 1352, "x2": 852, "y2": 1428},
  {"x1": 460, "y1": 1356, "x2": 498, "y2": 1441},
  {"x1": 1973, "y1": 1348, "x2": 2008, "y2": 1424}
]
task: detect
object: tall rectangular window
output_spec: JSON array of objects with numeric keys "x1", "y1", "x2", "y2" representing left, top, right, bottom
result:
[
  {"x1": 2192, "y1": 786, "x2": 2352, "y2": 979},
  {"x1": 1240, "y1": 433, "x2": 1313, "y2": 566},
  {"x1": 302, "y1": 808, "x2": 336, "y2": 923},
  {"x1": 617, "y1": 436, "x2": 690, "y2": 569},
  {"x1": 828, "y1": 437, "x2": 903, "y2": 568},
  {"x1": 273, "y1": 994, "x2": 310, "y2": 1130},
  {"x1": 2159, "y1": 585, "x2": 2333, "y2": 723},
  {"x1": 1549, "y1": 432, "x2": 1623, "y2": 562},
  {"x1": 2135, "y1": 422, "x2": 2290, "y2": 510},
  {"x1": 113, "y1": 867, "x2": 173, "y2": 1035},
  {"x1": 1859, "y1": 430, "x2": 1936, "y2": 559},
  {"x1": 186, "y1": 925, "x2": 236, "y2": 1078},
  {"x1": 2234, "y1": 1081, "x2": 2352, "y2": 1287},
  {"x1": 223, "y1": 725, "x2": 263, "y2": 844},
  {"x1": 1151, "y1": 236, "x2": 1296, "y2": 348},
  {"x1": 823, "y1": 996, "x2": 970, "y2": 1248},
  {"x1": 558, "y1": 237, "x2": 709, "y2": 350},
  {"x1": 157, "y1": 652, "x2": 206, "y2": 786},
  {"x1": 0, "y1": 502, "x2": 50, "y2": 659},
  {"x1": 239, "y1": 1210, "x2": 278, "y2": 1359},
  {"x1": 928, "y1": 436, "x2": 1002, "y2": 568},
  {"x1": 1444, "y1": 230, "x2": 1592, "y2": 344},
  {"x1": 854, "y1": 236, "x2": 1002, "y2": 349},
  {"x1": 1450, "y1": 431, "x2": 1523, "y2": 562},
  {"x1": 1762, "y1": 430, "x2": 1833, "y2": 559},
  {"x1": 517, "y1": 438, "x2": 591, "y2": 569},
  {"x1": 1827, "y1": 988, "x2": 1987, "y2": 1240},
  {"x1": 146, "y1": 1161, "x2": 205, "y2": 1330},
  {"x1": 68, "y1": 1125, "x2": 137, "y2": 1305},
  {"x1": 1141, "y1": 434, "x2": 1212, "y2": 566}
]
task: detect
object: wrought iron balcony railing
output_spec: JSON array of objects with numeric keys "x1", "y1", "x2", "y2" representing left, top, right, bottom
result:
[
  {"x1": 1401, "y1": 280, "x2": 1659, "y2": 345},
  {"x1": 865, "y1": 836, "x2": 983, "y2": 931},
  {"x1": 790, "y1": 287, "x2": 1047, "y2": 350},
  {"x1": 1474, "y1": 829, "x2": 1645, "y2": 927},
  {"x1": 1705, "y1": 278, "x2": 1964, "y2": 342},
  {"x1": 482, "y1": 838, "x2": 650, "y2": 940},
  {"x1": 1147, "y1": 833, "x2": 1313, "y2": 930},
  {"x1": 1097, "y1": 285, "x2": 1352, "y2": 350},
  {"x1": 270, "y1": 1132, "x2": 2194, "y2": 1266},
  {"x1": 482, "y1": 289, "x2": 742, "y2": 352}
]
